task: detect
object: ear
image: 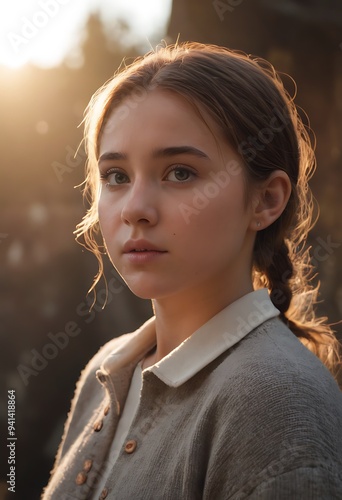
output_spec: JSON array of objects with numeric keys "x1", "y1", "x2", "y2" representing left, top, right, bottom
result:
[{"x1": 250, "y1": 170, "x2": 292, "y2": 231}]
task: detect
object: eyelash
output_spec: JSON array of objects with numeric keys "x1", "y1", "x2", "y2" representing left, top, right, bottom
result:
[
  {"x1": 100, "y1": 168, "x2": 128, "y2": 185},
  {"x1": 100, "y1": 165, "x2": 197, "y2": 186}
]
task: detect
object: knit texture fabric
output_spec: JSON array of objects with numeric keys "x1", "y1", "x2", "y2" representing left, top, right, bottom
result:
[{"x1": 42, "y1": 317, "x2": 342, "y2": 499}]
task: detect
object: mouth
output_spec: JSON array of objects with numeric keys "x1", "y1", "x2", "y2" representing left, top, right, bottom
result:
[
  {"x1": 123, "y1": 240, "x2": 167, "y2": 254},
  {"x1": 122, "y1": 240, "x2": 168, "y2": 263},
  {"x1": 131, "y1": 248, "x2": 161, "y2": 252}
]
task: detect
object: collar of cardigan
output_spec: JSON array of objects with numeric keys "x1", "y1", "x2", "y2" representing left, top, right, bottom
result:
[{"x1": 100, "y1": 289, "x2": 280, "y2": 388}]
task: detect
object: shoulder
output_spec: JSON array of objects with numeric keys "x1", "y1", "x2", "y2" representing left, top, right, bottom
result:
[
  {"x1": 205, "y1": 318, "x2": 342, "y2": 496},
  {"x1": 210, "y1": 316, "x2": 342, "y2": 451},
  {"x1": 222, "y1": 316, "x2": 341, "y2": 399},
  {"x1": 66, "y1": 328, "x2": 138, "y2": 411}
]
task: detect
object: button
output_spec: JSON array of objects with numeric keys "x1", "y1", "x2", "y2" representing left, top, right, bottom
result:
[
  {"x1": 75, "y1": 471, "x2": 87, "y2": 485},
  {"x1": 93, "y1": 420, "x2": 103, "y2": 432},
  {"x1": 83, "y1": 459, "x2": 93, "y2": 472},
  {"x1": 103, "y1": 404, "x2": 110, "y2": 416},
  {"x1": 124, "y1": 439, "x2": 137, "y2": 453},
  {"x1": 99, "y1": 488, "x2": 108, "y2": 499}
]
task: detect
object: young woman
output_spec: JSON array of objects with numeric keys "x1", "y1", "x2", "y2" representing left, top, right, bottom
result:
[{"x1": 42, "y1": 43, "x2": 342, "y2": 499}]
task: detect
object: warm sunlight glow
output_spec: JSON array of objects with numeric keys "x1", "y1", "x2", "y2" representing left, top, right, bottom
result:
[
  {"x1": 0, "y1": 0, "x2": 172, "y2": 68},
  {"x1": 0, "y1": 0, "x2": 81, "y2": 68}
]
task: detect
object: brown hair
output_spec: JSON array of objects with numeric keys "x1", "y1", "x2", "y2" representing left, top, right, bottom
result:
[{"x1": 75, "y1": 42, "x2": 341, "y2": 378}]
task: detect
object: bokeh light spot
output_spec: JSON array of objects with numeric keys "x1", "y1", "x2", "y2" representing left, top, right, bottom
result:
[{"x1": 36, "y1": 120, "x2": 49, "y2": 134}]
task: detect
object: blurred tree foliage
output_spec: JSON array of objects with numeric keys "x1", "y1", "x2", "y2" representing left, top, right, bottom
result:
[{"x1": 0, "y1": 1, "x2": 341, "y2": 497}]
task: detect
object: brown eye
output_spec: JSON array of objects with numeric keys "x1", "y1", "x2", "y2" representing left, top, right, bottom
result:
[
  {"x1": 103, "y1": 170, "x2": 129, "y2": 186},
  {"x1": 166, "y1": 167, "x2": 195, "y2": 182}
]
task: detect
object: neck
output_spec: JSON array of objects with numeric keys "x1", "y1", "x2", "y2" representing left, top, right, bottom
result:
[{"x1": 150, "y1": 277, "x2": 253, "y2": 364}]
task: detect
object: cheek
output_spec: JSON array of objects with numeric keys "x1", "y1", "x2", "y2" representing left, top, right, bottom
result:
[
  {"x1": 97, "y1": 198, "x2": 108, "y2": 234},
  {"x1": 180, "y1": 186, "x2": 247, "y2": 238},
  {"x1": 97, "y1": 196, "x2": 120, "y2": 238},
  {"x1": 178, "y1": 192, "x2": 250, "y2": 271}
]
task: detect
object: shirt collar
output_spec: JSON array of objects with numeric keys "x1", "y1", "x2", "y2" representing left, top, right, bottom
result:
[{"x1": 101, "y1": 289, "x2": 280, "y2": 388}]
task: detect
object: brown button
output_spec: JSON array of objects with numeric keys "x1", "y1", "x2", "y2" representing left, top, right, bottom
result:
[
  {"x1": 103, "y1": 404, "x2": 110, "y2": 416},
  {"x1": 83, "y1": 459, "x2": 93, "y2": 472},
  {"x1": 75, "y1": 471, "x2": 87, "y2": 485},
  {"x1": 93, "y1": 420, "x2": 103, "y2": 432},
  {"x1": 99, "y1": 487, "x2": 108, "y2": 499},
  {"x1": 124, "y1": 439, "x2": 137, "y2": 453}
]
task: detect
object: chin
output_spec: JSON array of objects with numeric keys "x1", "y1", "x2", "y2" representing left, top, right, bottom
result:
[
  {"x1": 125, "y1": 280, "x2": 173, "y2": 301},
  {"x1": 123, "y1": 280, "x2": 154, "y2": 300},
  {"x1": 127, "y1": 288, "x2": 154, "y2": 300}
]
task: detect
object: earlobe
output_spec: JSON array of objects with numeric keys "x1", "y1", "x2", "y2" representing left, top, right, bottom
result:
[{"x1": 251, "y1": 170, "x2": 292, "y2": 231}]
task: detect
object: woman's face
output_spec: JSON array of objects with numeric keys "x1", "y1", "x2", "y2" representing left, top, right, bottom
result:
[{"x1": 98, "y1": 89, "x2": 256, "y2": 301}]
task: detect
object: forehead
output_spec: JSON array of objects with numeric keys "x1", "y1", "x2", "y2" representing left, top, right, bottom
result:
[{"x1": 99, "y1": 89, "x2": 224, "y2": 156}]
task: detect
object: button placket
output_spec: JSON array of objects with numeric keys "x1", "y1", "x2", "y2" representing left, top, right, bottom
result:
[{"x1": 96, "y1": 369, "x2": 121, "y2": 417}]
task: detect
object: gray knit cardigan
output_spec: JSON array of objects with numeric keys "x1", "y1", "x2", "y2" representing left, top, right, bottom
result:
[{"x1": 42, "y1": 317, "x2": 342, "y2": 499}]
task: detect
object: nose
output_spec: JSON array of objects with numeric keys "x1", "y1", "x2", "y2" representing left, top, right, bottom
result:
[{"x1": 121, "y1": 180, "x2": 158, "y2": 226}]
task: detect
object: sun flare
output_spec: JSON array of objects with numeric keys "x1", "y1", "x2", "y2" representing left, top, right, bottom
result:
[{"x1": 0, "y1": 0, "x2": 172, "y2": 69}]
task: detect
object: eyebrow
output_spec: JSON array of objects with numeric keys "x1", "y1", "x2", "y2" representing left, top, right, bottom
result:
[{"x1": 98, "y1": 146, "x2": 210, "y2": 164}]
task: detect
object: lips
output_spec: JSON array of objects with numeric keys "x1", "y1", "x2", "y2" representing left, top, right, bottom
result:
[{"x1": 123, "y1": 239, "x2": 167, "y2": 254}]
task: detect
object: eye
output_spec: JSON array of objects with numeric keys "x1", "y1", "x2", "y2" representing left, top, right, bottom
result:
[
  {"x1": 165, "y1": 166, "x2": 195, "y2": 182},
  {"x1": 101, "y1": 169, "x2": 129, "y2": 186}
]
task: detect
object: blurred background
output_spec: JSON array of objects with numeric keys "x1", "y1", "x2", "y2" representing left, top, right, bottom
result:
[{"x1": 0, "y1": 0, "x2": 341, "y2": 498}]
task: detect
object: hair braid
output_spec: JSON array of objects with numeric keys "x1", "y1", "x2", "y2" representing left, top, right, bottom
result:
[
  {"x1": 254, "y1": 232, "x2": 293, "y2": 315},
  {"x1": 254, "y1": 228, "x2": 340, "y2": 374}
]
